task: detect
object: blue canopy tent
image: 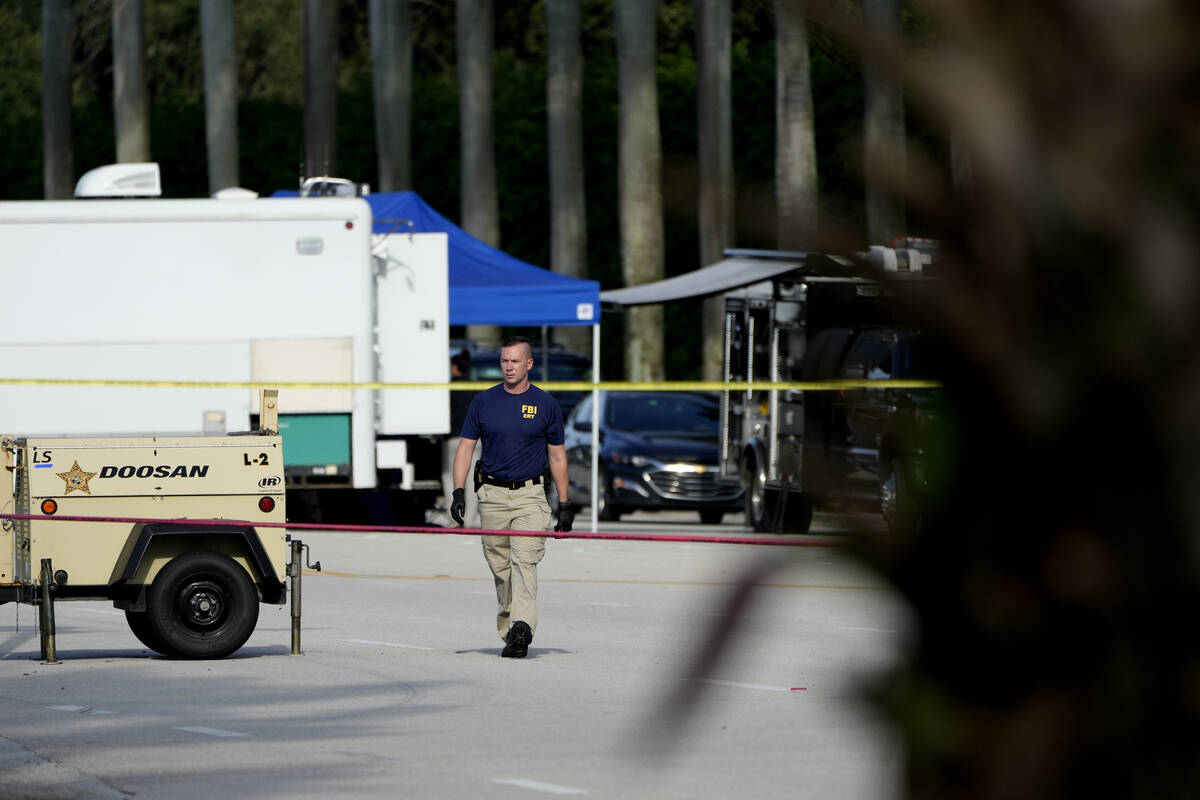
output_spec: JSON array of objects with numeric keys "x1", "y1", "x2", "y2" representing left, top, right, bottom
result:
[{"x1": 365, "y1": 192, "x2": 599, "y2": 327}]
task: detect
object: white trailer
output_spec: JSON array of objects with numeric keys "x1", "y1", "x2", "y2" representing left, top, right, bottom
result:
[{"x1": 0, "y1": 165, "x2": 449, "y2": 520}]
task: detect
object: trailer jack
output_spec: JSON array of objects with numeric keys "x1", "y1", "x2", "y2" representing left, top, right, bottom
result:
[
  {"x1": 38, "y1": 558, "x2": 60, "y2": 665},
  {"x1": 287, "y1": 539, "x2": 321, "y2": 656}
]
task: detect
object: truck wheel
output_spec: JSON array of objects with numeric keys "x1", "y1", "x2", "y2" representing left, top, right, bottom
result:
[
  {"x1": 147, "y1": 552, "x2": 260, "y2": 660},
  {"x1": 881, "y1": 458, "x2": 919, "y2": 537},
  {"x1": 125, "y1": 610, "x2": 179, "y2": 657},
  {"x1": 745, "y1": 456, "x2": 773, "y2": 532}
]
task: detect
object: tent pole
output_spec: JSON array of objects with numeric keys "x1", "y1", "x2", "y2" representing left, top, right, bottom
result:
[{"x1": 591, "y1": 321, "x2": 600, "y2": 533}]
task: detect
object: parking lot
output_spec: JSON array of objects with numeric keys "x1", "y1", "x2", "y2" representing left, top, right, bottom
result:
[{"x1": 1, "y1": 511, "x2": 910, "y2": 799}]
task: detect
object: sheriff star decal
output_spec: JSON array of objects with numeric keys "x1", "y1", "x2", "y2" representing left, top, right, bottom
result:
[{"x1": 57, "y1": 460, "x2": 97, "y2": 495}]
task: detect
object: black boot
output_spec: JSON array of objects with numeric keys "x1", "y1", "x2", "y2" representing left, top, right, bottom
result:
[{"x1": 501, "y1": 620, "x2": 532, "y2": 658}]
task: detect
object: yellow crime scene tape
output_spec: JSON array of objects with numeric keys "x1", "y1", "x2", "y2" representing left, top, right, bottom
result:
[{"x1": 0, "y1": 378, "x2": 942, "y2": 391}]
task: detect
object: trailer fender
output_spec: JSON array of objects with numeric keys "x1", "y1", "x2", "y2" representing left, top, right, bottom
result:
[{"x1": 117, "y1": 524, "x2": 285, "y2": 604}]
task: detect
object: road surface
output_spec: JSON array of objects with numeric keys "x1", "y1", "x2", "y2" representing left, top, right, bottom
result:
[{"x1": 0, "y1": 511, "x2": 911, "y2": 798}]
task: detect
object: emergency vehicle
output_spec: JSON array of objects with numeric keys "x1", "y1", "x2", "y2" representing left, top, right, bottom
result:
[{"x1": 721, "y1": 242, "x2": 939, "y2": 534}]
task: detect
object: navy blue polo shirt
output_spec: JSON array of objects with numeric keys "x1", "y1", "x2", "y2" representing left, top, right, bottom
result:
[{"x1": 461, "y1": 384, "x2": 564, "y2": 482}]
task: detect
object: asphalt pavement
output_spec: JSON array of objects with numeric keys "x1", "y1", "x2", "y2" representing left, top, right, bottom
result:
[{"x1": 0, "y1": 511, "x2": 911, "y2": 799}]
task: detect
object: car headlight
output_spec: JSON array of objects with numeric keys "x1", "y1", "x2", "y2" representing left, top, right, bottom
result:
[{"x1": 610, "y1": 452, "x2": 650, "y2": 467}]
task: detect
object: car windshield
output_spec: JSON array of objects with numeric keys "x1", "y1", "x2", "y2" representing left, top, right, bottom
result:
[{"x1": 605, "y1": 394, "x2": 718, "y2": 434}]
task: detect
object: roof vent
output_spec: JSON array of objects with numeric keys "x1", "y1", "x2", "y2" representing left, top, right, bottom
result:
[
  {"x1": 213, "y1": 186, "x2": 260, "y2": 199},
  {"x1": 74, "y1": 163, "x2": 162, "y2": 198},
  {"x1": 299, "y1": 176, "x2": 370, "y2": 197}
]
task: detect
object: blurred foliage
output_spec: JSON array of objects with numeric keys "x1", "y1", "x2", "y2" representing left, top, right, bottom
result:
[{"x1": 837, "y1": 2, "x2": 1200, "y2": 797}]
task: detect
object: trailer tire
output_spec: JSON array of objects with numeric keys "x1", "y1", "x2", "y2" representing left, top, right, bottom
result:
[
  {"x1": 125, "y1": 610, "x2": 179, "y2": 657},
  {"x1": 147, "y1": 551, "x2": 260, "y2": 660}
]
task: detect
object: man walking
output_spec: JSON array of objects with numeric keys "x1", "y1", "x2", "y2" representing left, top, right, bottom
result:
[{"x1": 450, "y1": 336, "x2": 574, "y2": 658}]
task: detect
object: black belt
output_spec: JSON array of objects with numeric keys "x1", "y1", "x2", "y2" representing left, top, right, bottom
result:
[{"x1": 480, "y1": 473, "x2": 544, "y2": 490}]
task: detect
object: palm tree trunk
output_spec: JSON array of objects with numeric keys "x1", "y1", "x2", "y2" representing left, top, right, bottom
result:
[
  {"x1": 862, "y1": 0, "x2": 906, "y2": 245},
  {"x1": 42, "y1": 0, "x2": 73, "y2": 198},
  {"x1": 304, "y1": 0, "x2": 338, "y2": 177},
  {"x1": 696, "y1": 0, "x2": 733, "y2": 383},
  {"x1": 614, "y1": 0, "x2": 664, "y2": 382},
  {"x1": 112, "y1": 0, "x2": 149, "y2": 163},
  {"x1": 370, "y1": 0, "x2": 412, "y2": 192},
  {"x1": 547, "y1": 0, "x2": 589, "y2": 356},
  {"x1": 201, "y1": 0, "x2": 239, "y2": 194},
  {"x1": 457, "y1": 0, "x2": 500, "y2": 346},
  {"x1": 775, "y1": 0, "x2": 818, "y2": 250}
]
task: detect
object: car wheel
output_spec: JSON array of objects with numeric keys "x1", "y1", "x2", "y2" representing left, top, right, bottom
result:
[
  {"x1": 745, "y1": 455, "x2": 773, "y2": 532},
  {"x1": 699, "y1": 510, "x2": 724, "y2": 525},
  {"x1": 597, "y1": 470, "x2": 622, "y2": 522},
  {"x1": 147, "y1": 551, "x2": 260, "y2": 660},
  {"x1": 125, "y1": 609, "x2": 178, "y2": 657},
  {"x1": 881, "y1": 458, "x2": 919, "y2": 537}
]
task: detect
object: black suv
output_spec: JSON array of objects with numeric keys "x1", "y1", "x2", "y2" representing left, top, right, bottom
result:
[{"x1": 802, "y1": 325, "x2": 941, "y2": 535}]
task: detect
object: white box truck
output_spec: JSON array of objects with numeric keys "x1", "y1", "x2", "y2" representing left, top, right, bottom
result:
[{"x1": 0, "y1": 164, "x2": 449, "y2": 522}]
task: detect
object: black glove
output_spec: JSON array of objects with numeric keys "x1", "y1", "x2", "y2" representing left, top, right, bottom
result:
[
  {"x1": 450, "y1": 488, "x2": 466, "y2": 527},
  {"x1": 555, "y1": 499, "x2": 574, "y2": 533}
]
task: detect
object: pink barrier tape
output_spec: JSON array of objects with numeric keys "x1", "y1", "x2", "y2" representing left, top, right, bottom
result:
[{"x1": 0, "y1": 513, "x2": 838, "y2": 548}]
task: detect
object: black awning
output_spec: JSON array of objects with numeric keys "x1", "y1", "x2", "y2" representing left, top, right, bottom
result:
[{"x1": 600, "y1": 255, "x2": 806, "y2": 310}]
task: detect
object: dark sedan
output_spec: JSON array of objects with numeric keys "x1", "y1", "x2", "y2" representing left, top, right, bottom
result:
[{"x1": 563, "y1": 391, "x2": 744, "y2": 523}]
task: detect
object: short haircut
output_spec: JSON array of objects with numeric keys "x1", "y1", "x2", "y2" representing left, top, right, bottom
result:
[{"x1": 501, "y1": 335, "x2": 533, "y2": 359}]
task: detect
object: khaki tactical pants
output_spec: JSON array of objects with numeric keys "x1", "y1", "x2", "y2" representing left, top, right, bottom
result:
[{"x1": 478, "y1": 482, "x2": 550, "y2": 642}]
